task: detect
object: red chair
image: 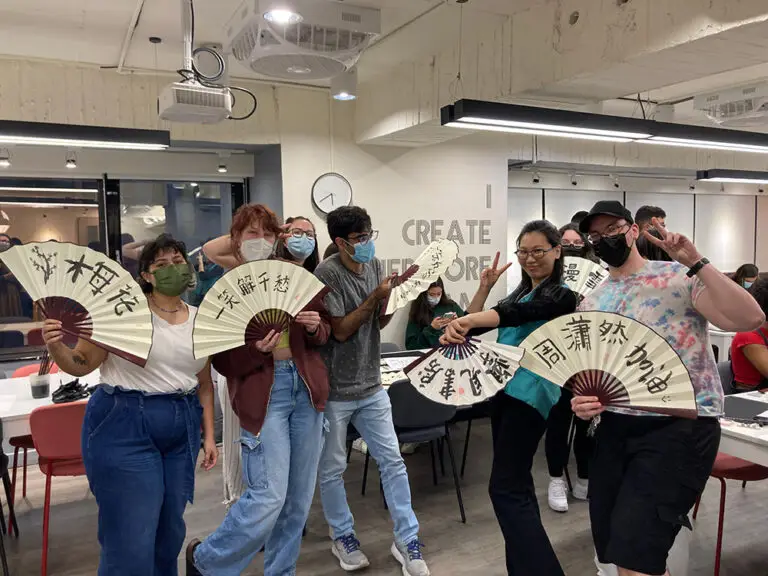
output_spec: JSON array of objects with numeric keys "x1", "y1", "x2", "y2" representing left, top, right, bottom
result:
[
  {"x1": 9, "y1": 363, "x2": 60, "y2": 522},
  {"x1": 29, "y1": 401, "x2": 88, "y2": 576},
  {"x1": 692, "y1": 453, "x2": 768, "y2": 576}
]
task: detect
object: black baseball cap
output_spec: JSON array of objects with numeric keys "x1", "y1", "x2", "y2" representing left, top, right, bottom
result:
[{"x1": 578, "y1": 200, "x2": 634, "y2": 233}]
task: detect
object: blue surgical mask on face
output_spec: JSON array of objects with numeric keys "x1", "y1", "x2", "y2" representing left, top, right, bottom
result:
[
  {"x1": 286, "y1": 235, "x2": 316, "y2": 260},
  {"x1": 744, "y1": 281, "x2": 754, "y2": 289},
  {"x1": 348, "y1": 240, "x2": 375, "y2": 264}
]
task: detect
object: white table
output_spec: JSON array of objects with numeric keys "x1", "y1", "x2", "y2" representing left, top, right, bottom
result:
[
  {"x1": 720, "y1": 391, "x2": 768, "y2": 467},
  {"x1": 0, "y1": 371, "x2": 101, "y2": 439}
]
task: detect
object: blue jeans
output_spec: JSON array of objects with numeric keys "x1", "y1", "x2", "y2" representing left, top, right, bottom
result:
[
  {"x1": 194, "y1": 360, "x2": 325, "y2": 576},
  {"x1": 319, "y1": 388, "x2": 419, "y2": 545},
  {"x1": 82, "y1": 386, "x2": 202, "y2": 576}
]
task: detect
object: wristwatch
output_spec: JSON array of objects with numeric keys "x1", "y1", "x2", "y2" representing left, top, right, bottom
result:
[{"x1": 686, "y1": 257, "x2": 710, "y2": 278}]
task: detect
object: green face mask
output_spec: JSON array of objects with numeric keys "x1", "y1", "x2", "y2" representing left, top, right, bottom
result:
[{"x1": 152, "y1": 263, "x2": 191, "y2": 297}]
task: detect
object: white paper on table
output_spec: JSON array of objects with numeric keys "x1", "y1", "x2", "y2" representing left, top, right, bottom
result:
[
  {"x1": 383, "y1": 357, "x2": 420, "y2": 371},
  {"x1": 743, "y1": 391, "x2": 768, "y2": 404},
  {"x1": 0, "y1": 395, "x2": 16, "y2": 412},
  {"x1": 382, "y1": 371, "x2": 407, "y2": 387},
  {"x1": 757, "y1": 409, "x2": 768, "y2": 418}
]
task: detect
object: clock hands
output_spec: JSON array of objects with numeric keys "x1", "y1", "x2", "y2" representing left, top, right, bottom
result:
[{"x1": 320, "y1": 192, "x2": 335, "y2": 206}]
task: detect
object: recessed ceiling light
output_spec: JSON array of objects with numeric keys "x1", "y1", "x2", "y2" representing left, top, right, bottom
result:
[
  {"x1": 65, "y1": 150, "x2": 77, "y2": 169},
  {"x1": 287, "y1": 65, "x2": 312, "y2": 75},
  {"x1": 0, "y1": 148, "x2": 10, "y2": 169},
  {"x1": 218, "y1": 164, "x2": 228, "y2": 173},
  {"x1": 333, "y1": 92, "x2": 357, "y2": 101},
  {"x1": 264, "y1": 9, "x2": 303, "y2": 25}
]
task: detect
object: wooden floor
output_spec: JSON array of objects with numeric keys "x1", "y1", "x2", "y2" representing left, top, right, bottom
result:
[{"x1": 4, "y1": 421, "x2": 768, "y2": 575}]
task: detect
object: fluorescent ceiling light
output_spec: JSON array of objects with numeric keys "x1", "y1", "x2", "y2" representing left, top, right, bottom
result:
[
  {"x1": 457, "y1": 116, "x2": 652, "y2": 140},
  {"x1": 696, "y1": 169, "x2": 768, "y2": 184},
  {"x1": 264, "y1": 9, "x2": 302, "y2": 25},
  {"x1": 0, "y1": 136, "x2": 168, "y2": 150},
  {"x1": 333, "y1": 92, "x2": 357, "y2": 101},
  {"x1": 641, "y1": 137, "x2": 768, "y2": 154},
  {"x1": 0, "y1": 187, "x2": 98, "y2": 193},
  {"x1": 445, "y1": 121, "x2": 634, "y2": 143},
  {"x1": 0, "y1": 201, "x2": 97, "y2": 208}
]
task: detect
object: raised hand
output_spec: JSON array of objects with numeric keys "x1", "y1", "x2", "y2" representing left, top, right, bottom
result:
[
  {"x1": 41, "y1": 319, "x2": 65, "y2": 347},
  {"x1": 480, "y1": 252, "x2": 512, "y2": 290},
  {"x1": 643, "y1": 217, "x2": 702, "y2": 268},
  {"x1": 571, "y1": 395, "x2": 605, "y2": 420},
  {"x1": 254, "y1": 329, "x2": 282, "y2": 353}
]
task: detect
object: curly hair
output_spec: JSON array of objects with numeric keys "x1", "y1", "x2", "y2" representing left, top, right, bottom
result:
[
  {"x1": 137, "y1": 233, "x2": 192, "y2": 294},
  {"x1": 229, "y1": 204, "x2": 282, "y2": 262}
]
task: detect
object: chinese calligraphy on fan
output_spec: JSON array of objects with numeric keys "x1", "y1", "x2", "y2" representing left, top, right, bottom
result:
[
  {"x1": 563, "y1": 263, "x2": 605, "y2": 291},
  {"x1": 415, "y1": 349, "x2": 515, "y2": 400},
  {"x1": 530, "y1": 315, "x2": 672, "y2": 396},
  {"x1": 215, "y1": 272, "x2": 293, "y2": 319}
]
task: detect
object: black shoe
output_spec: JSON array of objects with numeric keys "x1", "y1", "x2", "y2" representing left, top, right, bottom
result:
[{"x1": 186, "y1": 539, "x2": 202, "y2": 576}]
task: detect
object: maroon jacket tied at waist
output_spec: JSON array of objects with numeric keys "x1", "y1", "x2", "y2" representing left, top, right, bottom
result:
[{"x1": 212, "y1": 294, "x2": 331, "y2": 437}]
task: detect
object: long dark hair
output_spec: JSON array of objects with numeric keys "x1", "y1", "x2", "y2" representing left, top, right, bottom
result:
[
  {"x1": 506, "y1": 220, "x2": 564, "y2": 304},
  {"x1": 558, "y1": 223, "x2": 599, "y2": 263},
  {"x1": 275, "y1": 216, "x2": 320, "y2": 273},
  {"x1": 409, "y1": 277, "x2": 456, "y2": 327},
  {"x1": 733, "y1": 263, "x2": 759, "y2": 286}
]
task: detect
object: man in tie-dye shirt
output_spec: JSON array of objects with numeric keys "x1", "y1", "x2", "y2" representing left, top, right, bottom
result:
[{"x1": 572, "y1": 200, "x2": 764, "y2": 576}]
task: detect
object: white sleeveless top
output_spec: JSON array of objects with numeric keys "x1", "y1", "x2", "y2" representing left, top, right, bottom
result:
[{"x1": 100, "y1": 306, "x2": 207, "y2": 394}]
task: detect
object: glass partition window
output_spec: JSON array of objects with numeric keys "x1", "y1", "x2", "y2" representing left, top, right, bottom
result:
[{"x1": 119, "y1": 181, "x2": 234, "y2": 305}]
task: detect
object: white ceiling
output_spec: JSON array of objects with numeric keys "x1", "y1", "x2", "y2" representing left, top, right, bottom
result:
[{"x1": 0, "y1": 0, "x2": 541, "y2": 83}]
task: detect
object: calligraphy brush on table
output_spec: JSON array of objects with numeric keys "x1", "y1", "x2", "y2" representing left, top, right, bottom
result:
[{"x1": 38, "y1": 349, "x2": 53, "y2": 376}]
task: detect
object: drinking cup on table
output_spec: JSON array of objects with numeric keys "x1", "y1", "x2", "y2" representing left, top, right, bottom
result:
[{"x1": 29, "y1": 374, "x2": 51, "y2": 399}]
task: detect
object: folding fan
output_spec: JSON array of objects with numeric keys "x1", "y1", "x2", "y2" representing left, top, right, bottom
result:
[
  {"x1": 562, "y1": 257, "x2": 609, "y2": 297},
  {"x1": 519, "y1": 311, "x2": 697, "y2": 418},
  {"x1": 193, "y1": 259, "x2": 329, "y2": 359},
  {"x1": 383, "y1": 239, "x2": 459, "y2": 316},
  {"x1": 0, "y1": 241, "x2": 152, "y2": 366},
  {"x1": 404, "y1": 339, "x2": 524, "y2": 406}
]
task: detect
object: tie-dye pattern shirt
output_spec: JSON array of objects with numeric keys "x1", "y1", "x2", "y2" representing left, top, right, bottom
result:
[{"x1": 579, "y1": 260, "x2": 722, "y2": 417}]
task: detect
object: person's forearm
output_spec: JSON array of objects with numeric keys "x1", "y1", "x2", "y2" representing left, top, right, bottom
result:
[
  {"x1": 203, "y1": 235, "x2": 239, "y2": 269},
  {"x1": 380, "y1": 314, "x2": 393, "y2": 329},
  {"x1": 47, "y1": 341, "x2": 95, "y2": 377},
  {"x1": 465, "y1": 310, "x2": 501, "y2": 331},
  {"x1": 197, "y1": 379, "x2": 215, "y2": 442},
  {"x1": 332, "y1": 294, "x2": 379, "y2": 342},
  {"x1": 697, "y1": 264, "x2": 765, "y2": 331},
  {"x1": 466, "y1": 286, "x2": 491, "y2": 314}
]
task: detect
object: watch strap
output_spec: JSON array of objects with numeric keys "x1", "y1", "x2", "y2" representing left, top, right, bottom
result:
[{"x1": 686, "y1": 257, "x2": 710, "y2": 278}]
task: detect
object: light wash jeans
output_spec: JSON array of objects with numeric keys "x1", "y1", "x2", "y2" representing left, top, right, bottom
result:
[
  {"x1": 194, "y1": 360, "x2": 326, "y2": 576},
  {"x1": 318, "y1": 387, "x2": 419, "y2": 546}
]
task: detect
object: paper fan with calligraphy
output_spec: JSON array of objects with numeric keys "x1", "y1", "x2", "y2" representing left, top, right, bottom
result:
[
  {"x1": 382, "y1": 240, "x2": 459, "y2": 316},
  {"x1": 403, "y1": 339, "x2": 524, "y2": 406},
  {"x1": 562, "y1": 257, "x2": 609, "y2": 297},
  {"x1": 193, "y1": 259, "x2": 329, "y2": 359},
  {"x1": 0, "y1": 241, "x2": 152, "y2": 366},
  {"x1": 519, "y1": 312, "x2": 697, "y2": 418}
]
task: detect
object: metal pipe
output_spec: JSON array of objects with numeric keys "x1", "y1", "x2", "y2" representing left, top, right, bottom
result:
[
  {"x1": 181, "y1": 0, "x2": 194, "y2": 74},
  {"x1": 117, "y1": 0, "x2": 147, "y2": 74}
]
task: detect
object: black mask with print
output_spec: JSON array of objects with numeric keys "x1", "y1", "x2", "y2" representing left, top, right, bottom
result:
[
  {"x1": 595, "y1": 234, "x2": 632, "y2": 268},
  {"x1": 562, "y1": 245, "x2": 587, "y2": 259}
]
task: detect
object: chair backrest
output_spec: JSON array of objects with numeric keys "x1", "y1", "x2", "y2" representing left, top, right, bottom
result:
[
  {"x1": 388, "y1": 380, "x2": 456, "y2": 429},
  {"x1": 30, "y1": 401, "x2": 87, "y2": 461},
  {"x1": 0, "y1": 331, "x2": 24, "y2": 349},
  {"x1": 718, "y1": 361, "x2": 735, "y2": 395},
  {"x1": 381, "y1": 342, "x2": 402, "y2": 354}
]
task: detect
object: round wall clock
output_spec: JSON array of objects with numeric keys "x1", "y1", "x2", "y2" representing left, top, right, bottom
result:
[{"x1": 311, "y1": 172, "x2": 352, "y2": 216}]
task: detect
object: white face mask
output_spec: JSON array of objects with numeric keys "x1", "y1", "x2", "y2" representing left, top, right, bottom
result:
[
  {"x1": 427, "y1": 295, "x2": 441, "y2": 307},
  {"x1": 240, "y1": 238, "x2": 274, "y2": 262}
]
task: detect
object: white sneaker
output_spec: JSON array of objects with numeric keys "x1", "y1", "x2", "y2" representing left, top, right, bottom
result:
[
  {"x1": 548, "y1": 477, "x2": 569, "y2": 513},
  {"x1": 400, "y1": 443, "x2": 419, "y2": 455},
  {"x1": 572, "y1": 477, "x2": 589, "y2": 501},
  {"x1": 352, "y1": 438, "x2": 368, "y2": 454}
]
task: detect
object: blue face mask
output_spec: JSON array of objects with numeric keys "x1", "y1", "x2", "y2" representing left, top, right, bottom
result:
[
  {"x1": 348, "y1": 240, "x2": 375, "y2": 264},
  {"x1": 286, "y1": 235, "x2": 316, "y2": 260},
  {"x1": 744, "y1": 281, "x2": 754, "y2": 289}
]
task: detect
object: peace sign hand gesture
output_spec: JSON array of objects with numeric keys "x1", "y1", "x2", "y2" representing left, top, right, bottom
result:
[
  {"x1": 480, "y1": 252, "x2": 512, "y2": 290},
  {"x1": 643, "y1": 217, "x2": 703, "y2": 268}
]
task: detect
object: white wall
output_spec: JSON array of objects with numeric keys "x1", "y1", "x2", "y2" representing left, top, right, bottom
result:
[
  {"x1": 695, "y1": 195, "x2": 757, "y2": 273},
  {"x1": 625, "y1": 192, "x2": 694, "y2": 240},
  {"x1": 2, "y1": 205, "x2": 98, "y2": 243}
]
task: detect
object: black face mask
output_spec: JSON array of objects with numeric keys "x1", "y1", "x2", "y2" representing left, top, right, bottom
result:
[
  {"x1": 562, "y1": 245, "x2": 587, "y2": 258},
  {"x1": 596, "y1": 233, "x2": 632, "y2": 268}
]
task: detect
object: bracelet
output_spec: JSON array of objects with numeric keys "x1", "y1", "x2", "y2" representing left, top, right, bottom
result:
[{"x1": 686, "y1": 257, "x2": 710, "y2": 278}]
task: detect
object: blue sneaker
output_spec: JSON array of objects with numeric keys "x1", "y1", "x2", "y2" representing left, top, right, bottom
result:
[
  {"x1": 391, "y1": 538, "x2": 430, "y2": 576},
  {"x1": 331, "y1": 533, "x2": 370, "y2": 572}
]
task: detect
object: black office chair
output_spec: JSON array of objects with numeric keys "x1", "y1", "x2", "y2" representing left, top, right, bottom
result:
[
  {"x1": 0, "y1": 420, "x2": 16, "y2": 576},
  {"x1": 448, "y1": 399, "x2": 493, "y2": 478},
  {"x1": 361, "y1": 380, "x2": 466, "y2": 523},
  {"x1": 0, "y1": 331, "x2": 23, "y2": 349},
  {"x1": 380, "y1": 342, "x2": 402, "y2": 354}
]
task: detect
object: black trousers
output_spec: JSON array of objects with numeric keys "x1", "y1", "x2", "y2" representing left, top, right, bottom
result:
[
  {"x1": 545, "y1": 388, "x2": 594, "y2": 479},
  {"x1": 489, "y1": 393, "x2": 565, "y2": 576}
]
